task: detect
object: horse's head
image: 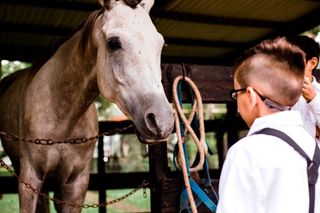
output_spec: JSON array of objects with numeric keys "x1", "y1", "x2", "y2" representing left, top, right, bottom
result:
[{"x1": 93, "y1": 0, "x2": 174, "y2": 144}]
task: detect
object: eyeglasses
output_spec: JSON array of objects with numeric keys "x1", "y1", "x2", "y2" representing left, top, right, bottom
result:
[
  {"x1": 230, "y1": 88, "x2": 246, "y2": 101},
  {"x1": 230, "y1": 87, "x2": 267, "y2": 101},
  {"x1": 230, "y1": 87, "x2": 291, "y2": 111}
]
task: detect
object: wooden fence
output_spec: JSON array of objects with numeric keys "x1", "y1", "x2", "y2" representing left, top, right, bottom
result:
[{"x1": 0, "y1": 64, "x2": 251, "y2": 212}]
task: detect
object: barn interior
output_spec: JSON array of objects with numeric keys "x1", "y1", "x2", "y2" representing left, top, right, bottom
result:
[{"x1": 1, "y1": 0, "x2": 320, "y2": 212}]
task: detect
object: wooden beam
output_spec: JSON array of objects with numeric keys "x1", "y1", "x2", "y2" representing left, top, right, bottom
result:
[
  {"x1": 164, "y1": 37, "x2": 245, "y2": 49},
  {"x1": 0, "y1": 170, "x2": 222, "y2": 193},
  {"x1": 0, "y1": 45, "x2": 47, "y2": 62},
  {"x1": 151, "y1": 0, "x2": 174, "y2": 13},
  {"x1": 154, "y1": 11, "x2": 285, "y2": 28},
  {"x1": 0, "y1": 22, "x2": 72, "y2": 36},
  {"x1": 1, "y1": 0, "x2": 99, "y2": 11},
  {"x1": 161, "y1": 55, "x2": 234, "y2": 66},
  {"x1": 0, "y1": 173, "x2": 150, "y2": 193},
  {"x1": 262, "y1": 7, "x2": 320, "y2": 39},
  {"x1": 225, "y1": 7, "x2": 320, "y2": 63}
]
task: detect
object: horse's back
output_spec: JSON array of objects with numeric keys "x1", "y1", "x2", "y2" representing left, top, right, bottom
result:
[
  {"x1": 0, "y1": 69, "x2": 32, "y2": 167},
  {"x1": 0, "y1": 68, "x2": 31, "y2": 130},
  {"x1": 0, "y1": 69, "x2": 28, "y2": 96}
]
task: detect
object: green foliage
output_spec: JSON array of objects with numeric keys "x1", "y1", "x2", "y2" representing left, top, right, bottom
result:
[
  {"x1": 95, "y1": 95, "x2": 112, "y2": 119},
  {"x1": 0, "y1": 60, "x2": 31, "y2": 79},
  {"x1": 107, "y1": 189, "x2": 150, "y2": 212},
  {"x1": 0, "y1": 167, "x2": 11, "y2": 176},
  {"x1": 0, "y1": 194, "x2": 19, "y2": 213}
]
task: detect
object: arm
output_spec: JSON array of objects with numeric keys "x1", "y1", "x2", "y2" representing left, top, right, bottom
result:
[{"x1": 306, "y1": 77, "x2": 320, "y2": 127}]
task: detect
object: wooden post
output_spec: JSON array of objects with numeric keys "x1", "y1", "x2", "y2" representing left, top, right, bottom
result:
[
  {"x1": 97, "y1": 136, "x2": 107, "y2": 213},
  {"x1": 216, "y1": 130, "x2": 225, "y2": 170},
  {"x1": 148, "y1": 143, "x2": 170, "y2": 213},
  {"x1": 226, "y1": 102, "x2": 239, "y2": 149}
]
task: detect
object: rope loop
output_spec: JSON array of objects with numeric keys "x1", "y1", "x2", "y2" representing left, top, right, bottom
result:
[
  {"x1": 173, "y1": 75, "x2": 208, "y2": 172},
  {"x1": 172, "y1": 75, "x2": 208, "y2": 213}
]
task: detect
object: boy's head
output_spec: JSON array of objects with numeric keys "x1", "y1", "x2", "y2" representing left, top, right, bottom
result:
[
  {"x1": 233, "y1": 37, "x2": 305, "y2": 126},
  {"x1": 286, "y1": 35, "x2": 319, "y2": 76}
]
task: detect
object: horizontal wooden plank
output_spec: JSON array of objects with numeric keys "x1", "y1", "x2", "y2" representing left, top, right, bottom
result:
[
  {"x1": 98, "y1": 118, "x2": 248, "y2": 135},
  {"x1": 161, "y1": 64, "x2": 320, "y2": 104},
  {"x1": 0, "y1": 170, "x2": 220, "y2": 194},
  {"x1": 161, "y1": 63, "x2": 235, "y2": 103},
  {"x1": 98, "y1": 120, "x2": 135, "y2": 135},
  {"x1": 0, "y1": 173, "x2": 149, "y2": 194}
]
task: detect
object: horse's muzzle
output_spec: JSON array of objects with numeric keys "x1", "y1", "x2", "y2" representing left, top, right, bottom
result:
[{"x1": 134, "y1": 108, "x2": 174, "y2": 144}]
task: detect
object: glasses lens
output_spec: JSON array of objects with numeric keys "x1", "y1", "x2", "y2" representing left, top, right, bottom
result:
[
  {"x1": 230, "y1": 88, "x2": 246, "y2": 101},
  {"x1": 230, "y1": 90, "x2": 237, "y2": 101},
  {"x1": 232, "y1": 92, "x2": 236, "y2": 100}
]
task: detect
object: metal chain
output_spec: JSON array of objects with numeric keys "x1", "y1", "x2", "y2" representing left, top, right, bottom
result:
[
  {"x1": 0, "y1": 159, "x2": 149, "y2": 208},
  {"x1": 0, "y1": 124, "x2": 134, "y2": 145},
  {"x1": 0, "y1": 123, "x2": 149, "y2": 208}
]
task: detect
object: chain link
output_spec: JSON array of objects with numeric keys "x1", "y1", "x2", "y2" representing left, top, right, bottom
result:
[
  {"x1": 0, "y1": 124, "x2": 150, "y2": 208},
  {"x1": 0, "y1": 124, "x2": 133, "y2": 145},
  {"x1": 0, "y1": 158, "x2": 149, "y2": 209}
]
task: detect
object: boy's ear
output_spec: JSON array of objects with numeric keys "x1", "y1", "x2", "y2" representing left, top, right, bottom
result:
[
  {"x1": 310, "y1": 57, "x2": 319, "y2": 70},
  {"x1": 247, "y1": 87, "x2": 257, "y2": 110}
]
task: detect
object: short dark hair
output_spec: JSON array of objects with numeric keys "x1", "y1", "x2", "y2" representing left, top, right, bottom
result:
[
  {"x1": 286, "y1": 35, "x2": 320, "y2": 62},
  {"x1": 234, "y1": 37, "x2": 305, "y2": 106}
]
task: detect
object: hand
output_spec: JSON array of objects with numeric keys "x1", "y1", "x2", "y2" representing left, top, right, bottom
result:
[{"x1": 302, "y1": 77, "x2": 317, "y2": 102}]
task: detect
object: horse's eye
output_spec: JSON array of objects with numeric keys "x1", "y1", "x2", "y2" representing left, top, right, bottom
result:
[{"x1": 107, "y1": 37, "x2": 121, "y2": 51}]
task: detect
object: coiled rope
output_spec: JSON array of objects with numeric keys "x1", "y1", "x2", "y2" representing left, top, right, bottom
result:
[{"x1": 172, "y1": 75, "x2": 208, "y2": 213}]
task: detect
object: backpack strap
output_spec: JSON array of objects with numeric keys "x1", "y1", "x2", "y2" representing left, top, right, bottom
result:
[{"x1": 254, "y1": 128, "x2": 320, "y2": 213}]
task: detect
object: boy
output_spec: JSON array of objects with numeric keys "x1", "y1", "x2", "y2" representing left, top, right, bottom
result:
[
  {"x1": 217, "y1": 37, "x2": 319, "y2": 213},
  {"x1": 288, "y1": 35, "x2": 320, "y2": 141}
]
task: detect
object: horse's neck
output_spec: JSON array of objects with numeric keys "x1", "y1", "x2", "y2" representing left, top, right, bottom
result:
[{"x1": 27, "y1": 30, "x2": 99, "y2": 131}]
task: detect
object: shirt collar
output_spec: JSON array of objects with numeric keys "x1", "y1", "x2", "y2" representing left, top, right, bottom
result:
[{"x1": 248, "y1": 111, "x2": 303, "y2": 136}]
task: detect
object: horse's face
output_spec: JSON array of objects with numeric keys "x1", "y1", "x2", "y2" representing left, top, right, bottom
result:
[{"x1": 94, "y1": 0, "x2": 174, "y2": 144}]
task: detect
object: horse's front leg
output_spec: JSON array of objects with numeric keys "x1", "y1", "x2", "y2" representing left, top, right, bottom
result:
[
  {"x1": 57, "y1": 169, "x2": 90, "y2": 213},
  {"x1": 18, "y1": 166, "x2": 44, "y2": 213}
]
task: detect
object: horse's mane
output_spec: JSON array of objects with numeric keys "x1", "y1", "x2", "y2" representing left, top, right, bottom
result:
[
  {"x1": 80, "y1": 9, "x2": 105, "y2": 57},
  {"x1": 29, "y1": 0, "x2": 141, "y2": 73},
  {"x1": 30, "y1": 8, "x2": 105, "y2": 73}
]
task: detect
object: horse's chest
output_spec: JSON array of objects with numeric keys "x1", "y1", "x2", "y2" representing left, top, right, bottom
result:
[{"x1": 28, "y1": 143, "x2": 95, "y2": 179}]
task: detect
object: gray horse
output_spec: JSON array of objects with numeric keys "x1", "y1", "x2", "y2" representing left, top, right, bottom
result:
[{"x1": 0, "y1": 0, "x2": 174, "y2": 212}]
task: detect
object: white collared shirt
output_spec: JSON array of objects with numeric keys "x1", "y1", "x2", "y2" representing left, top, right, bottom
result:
[{"x1": 217, "y1": 111, "x2": 319, "y2": 213}]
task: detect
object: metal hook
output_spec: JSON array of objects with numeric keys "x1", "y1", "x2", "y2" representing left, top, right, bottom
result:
[
  {"x1": 181, "y1": 63, "x2": 192, "y2": 81},
  {"x1": 182, "y1": 63, "x2": 186, "y2": 81}
]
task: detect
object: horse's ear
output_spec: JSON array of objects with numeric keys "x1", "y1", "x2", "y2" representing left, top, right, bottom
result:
[
  {"x1": 140, "y1": 0, "x2": 154, "y2": 13},
  {"x1": 124, "y1": 0, "x2": 142, "y2": 8},
  {"x1": 98, "y1": 0, "x2": 113, "y2": 10}
]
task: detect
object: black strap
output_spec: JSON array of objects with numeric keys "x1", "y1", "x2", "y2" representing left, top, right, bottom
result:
[{"x1": 254, "y1": 128, "x2": 320, "y2": 213}]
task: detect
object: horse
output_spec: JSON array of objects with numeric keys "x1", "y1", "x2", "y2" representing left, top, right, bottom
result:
[{"x1": 0, "y1": 0, "x2": 174, "y2": 212}]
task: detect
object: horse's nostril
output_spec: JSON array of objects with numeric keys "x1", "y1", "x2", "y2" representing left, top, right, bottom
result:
[
  {"x1": 145, "y1": 112, "x2": 161, "y2": 134},
  {"x1": 147, "y1": 112, "x2": 156, "y2": 124}
]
